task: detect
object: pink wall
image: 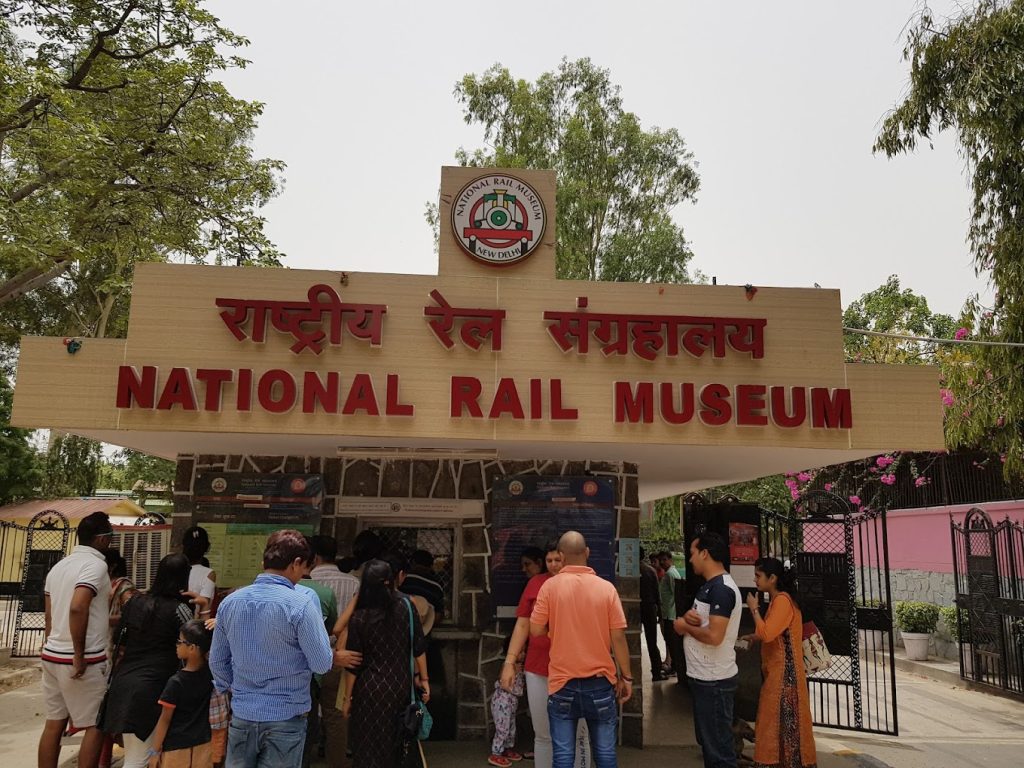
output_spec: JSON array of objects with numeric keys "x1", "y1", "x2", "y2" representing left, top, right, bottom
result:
[{"x1": 884, "y1": 500, "x2": 1024, "y2": 573}]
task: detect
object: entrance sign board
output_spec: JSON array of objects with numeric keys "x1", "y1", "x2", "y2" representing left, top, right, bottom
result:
[
  {"x1": 193, "y1": 473, "x2": 322, "y2": 587},
  {"x1": 490, "y1": 476, "x2": 617, "y2": 617}
]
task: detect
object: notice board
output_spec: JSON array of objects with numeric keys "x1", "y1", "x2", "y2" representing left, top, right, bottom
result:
[
  {"x1": 194, "y1": 473, "x2": 323, "y2": 588},
  {"x1": 490, "y1": 476, "x2": 616, "y2": 618}
]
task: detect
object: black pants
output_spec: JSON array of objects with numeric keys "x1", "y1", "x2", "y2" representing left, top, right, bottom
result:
[
  {"x1": 661, "y1": 618, "x2": 684, "y2": 675},
  {"x1": 641, "y1": 603, "x2": 663, "y2": 674}
]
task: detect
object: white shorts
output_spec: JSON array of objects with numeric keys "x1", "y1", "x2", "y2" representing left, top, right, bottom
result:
[{"x1": 41, "y1": 660, "x2": 108, "y2": 727}]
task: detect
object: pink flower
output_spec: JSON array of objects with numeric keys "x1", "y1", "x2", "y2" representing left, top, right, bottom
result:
[
  {"x1": 880, "y1": 474, "x2": 896, "y2": 486},
  {"x1": 954, "y1": 327, "x2": 969, "y2": 340},
  {"x1": 785, "y1": 478, "x2": 798, "y2": 490},
  {"x1": 940, "y1": 389, "x2": 955, "y2": 408},
  {"x1": 914, "y1": 476, "x2": 929, "y2": 487},
  {"x1": 824, "y1": 482, "x2": 833, "y2": 492},
  {"x1": 797, "y1": 471, "x2": 811, "y2": 483},
  {"x1": 790, "y1": 488, "x2": 800, "y2": 500},
  {"x1": 875, "y1": 456, "x2": 894, "y2": 468},
  {"x1": 849, "y1": 495, "x2": 861, "y2": 505}
]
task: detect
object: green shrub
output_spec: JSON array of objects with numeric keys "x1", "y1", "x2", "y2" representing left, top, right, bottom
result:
[
  {"x1": 938, "y1": 605, "x2": 960, "y2": 643},
  {"x1": 894, "y1": 601, "x2": 939, "y2": 634}
]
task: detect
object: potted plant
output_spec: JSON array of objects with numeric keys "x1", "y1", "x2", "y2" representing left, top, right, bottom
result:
[
  {"x1": 939, "y1": 605, "x2": 971, "y2": 674},
  {"x1": 894, "y1": 601, "x2": 939, "y2": 661}
]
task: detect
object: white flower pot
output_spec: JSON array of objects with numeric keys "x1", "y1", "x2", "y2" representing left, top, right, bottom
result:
[{"x1": 902, "y1": 632, "x2": 931, "y2": 661}]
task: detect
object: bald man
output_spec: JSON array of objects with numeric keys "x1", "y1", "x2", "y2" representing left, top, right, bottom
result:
[{"x1": 530, "y1": 532, "x2": 632, "y2": 768}]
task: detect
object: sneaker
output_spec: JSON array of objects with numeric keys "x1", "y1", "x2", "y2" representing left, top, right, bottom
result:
[
  {"x1": 503, "y1": 750, "x2": 524, "y2": 762},
  {"x1": 488, "y1": 756, "x2": 512, "y2": 767}
]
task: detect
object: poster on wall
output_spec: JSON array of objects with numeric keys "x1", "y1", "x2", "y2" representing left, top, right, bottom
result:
[
  {"x1": 491, "y1": 476, "x2": 617, "y2": 618},
  {"x1": 193, "y1": 473, "x2": 323, "y2": 588},
  {"x1": 728, "y1": 522, "x2": 759, "y2": 565}
]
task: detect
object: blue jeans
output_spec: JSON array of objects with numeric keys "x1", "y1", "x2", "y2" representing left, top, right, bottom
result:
[
  {"x1": 688, "y1": 675, "x2": 738, "y2": 768},
  {"x1": 226, "y1": 715, "x2": 307, "y2": 768},
  {"x1": 547, "y1": 676, "x2": 618, "y2": 768}
]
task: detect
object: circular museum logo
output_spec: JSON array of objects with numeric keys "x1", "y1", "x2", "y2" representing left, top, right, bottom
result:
[{"x1": 451, "y1": 173, "x2": 547, "y2": 266}]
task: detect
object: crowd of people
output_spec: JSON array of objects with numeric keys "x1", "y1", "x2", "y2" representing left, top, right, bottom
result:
[{"x1": 38, "y1": 511, "x2": 817, "y2": 768}]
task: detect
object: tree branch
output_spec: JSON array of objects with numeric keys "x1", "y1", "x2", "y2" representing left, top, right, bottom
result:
[
  {"x1": 7, "y1": 156, "x2": 74, "y2": 204},
  {"x1": 64, "y1": 80, "x2": 130, "y2": 94},
  {"x1": 0, "y1": 260, "x2": 74, "y2": 306},
  {"x1": 99, "y1": 39, "x2": 186, "y2": 61}
]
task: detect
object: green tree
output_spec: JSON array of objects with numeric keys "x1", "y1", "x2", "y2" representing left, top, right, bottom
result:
[
  {"x1": 843, "y1": 275, "x2": 956, "y2": 364},
  {"x1": 441, "y1": 58, "x2": 701, "y2": 283},
  {"x1": 875, "y1": 1, "x2": 1024, "y2": 475},
  {"x1": 42, "y1": 433, "x2": 102, "y2": 497},
  {"x1": 0, "y1": 372, "x2": 40, "y2": 502},
  {"x1": 0, "y1": 0, "x2": 284, "y2": 324}
]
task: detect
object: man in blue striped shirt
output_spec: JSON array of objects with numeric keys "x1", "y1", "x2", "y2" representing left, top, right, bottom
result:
[{"x1": 210, "y1": 530, "x2": 334, "y2": 768}]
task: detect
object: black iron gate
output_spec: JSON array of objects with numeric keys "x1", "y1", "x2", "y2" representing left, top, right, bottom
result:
[
  {"x1": 10, "y1": 511, "x2": 72, "y2": 657},
  {"x1": 951, "y1": 508, "x2": 1024, "y2": 697},
  {"x1": 685, "y1": 490, "x2": 898, "y2": 735}
]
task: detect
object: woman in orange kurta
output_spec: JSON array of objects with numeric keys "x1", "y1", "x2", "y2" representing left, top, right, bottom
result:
[{"x1": 743, "y1": 557, "x2": 817, "y2": 768}]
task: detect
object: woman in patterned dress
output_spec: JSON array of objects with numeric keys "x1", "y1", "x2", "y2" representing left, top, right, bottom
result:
[
  {"x1": 743, "y1": 557, "x2": 817, "y2": 768},
  {"x1": 343, "y1": 559, "x2": 429, "y2": 768}
]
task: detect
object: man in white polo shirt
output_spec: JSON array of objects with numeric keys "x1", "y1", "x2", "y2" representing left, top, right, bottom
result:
[
  {"x1": 39, "y1": 511, "x2": 114, "y2": 768},
  {"x1": 674, "y1": 531, "x2": 742, "y2": 768}
]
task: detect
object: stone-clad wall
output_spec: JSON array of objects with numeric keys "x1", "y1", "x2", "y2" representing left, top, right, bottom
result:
[
  {"x1": 860, "y1": 566, "x2": 958, "y2": 659},
  {"x1": 172, "y1": 454, "x2": 643, "y2": 745}
]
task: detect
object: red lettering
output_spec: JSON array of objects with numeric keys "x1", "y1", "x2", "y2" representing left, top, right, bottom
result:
[
  {"x1": 451, "y1": 377, "x2": 483, "y2": 418},
  {"x1": 257, "y1": 369, "x2": 297, "y2": 413},
  {"x1": 342, "y1": 373, "x2": 380, "y2": 415},
  {"x1": 156, "y1": 368, "x2": 197, "y2": 411},
  {"x1": 489, "y1": 378, "x2": 525, "y2": 419},
  {"x1": 660, "y1": 382, "x2": 695, "y2": 425},
  {"x1": 614, "y1": 382, "x2": 654, "y2": 423},
  {"x1": 530, "y1": 379, "x2": 543, "y2": 420},
  {"x1": 237, "y1": 369, "x2": 253, "y2": 411},
  {"x1": 116, "y1": 365, "x2": 157, "y2": 409},
  {"x1": 549, "y1": 379, "x2": 578, "y2": 420},
  {"x1": 385, "y1": 374, "x2": 414, "y2": 416},
  {"x1": 303, "y1": 371, "x2": 339, "y2": 414},
  {"x1": 770, "y1": 386, "x2": 806, "y2": 428},
  {"x1": 811, "y1": 388, "x2": 853, "y2": 429},
  {"x1": 699, "y1": 383, "x2": 732, "y2": 426},
  {"x1": 195, "y1": 369, "x2": 233, "y2": 411},
  {"x1": 736, "y1": 384, "x2": 768, "y2": 426}
]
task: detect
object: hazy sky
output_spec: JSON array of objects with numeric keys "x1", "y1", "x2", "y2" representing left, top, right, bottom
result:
[{"x1": 207, "y1": 0, "x2": 988, "y2": 318}]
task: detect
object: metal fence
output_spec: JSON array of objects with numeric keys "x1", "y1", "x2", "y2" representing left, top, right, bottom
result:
[
  {"x1": 951, "y1": 508, "x2": 1024, "y2": 697},
  {"x1": 1, "y1": 513, "x2": 170, "y2": 657}
]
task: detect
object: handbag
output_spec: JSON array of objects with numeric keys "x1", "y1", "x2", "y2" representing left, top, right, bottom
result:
[
  {"x1": 402, "y1": 598, "x2": 433, "y2": 741},
  {"x1": 802, "y1": 620, "x2": 832, "y2": 673}
]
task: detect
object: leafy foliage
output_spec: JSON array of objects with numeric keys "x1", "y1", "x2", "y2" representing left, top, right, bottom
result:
[
  {"x1": 98, "y1": 447, "x2": 174, "y2": 494},
  {"x1": 894, "y1": 600, "x2": 940, "y2": 634},
  {"x1": 639, "y1": 496, "x2": 683, "y2": 552},
  {"x1": 875, "y1": 1, "x2": 1024, "y2": 476},
  {"x1": 0, "y1": 372, "x2": 40, "y2": 503},
  {"x1": 843, "y1": 275, "x2": 955, "y2": 363},
  {"x1": 444, "y1": 58, "x2": 701, "y2": 284},
  {"x1": 41, "y1": 433, "x2": 102, "y2": 497},
  {"x1": 0, "y1": 0, "x2": 284, "y2": 341}
]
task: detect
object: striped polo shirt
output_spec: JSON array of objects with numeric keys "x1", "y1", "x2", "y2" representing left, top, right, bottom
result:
[{"x1": 42, "y1": 545, "x2": 111, "y2": 664}]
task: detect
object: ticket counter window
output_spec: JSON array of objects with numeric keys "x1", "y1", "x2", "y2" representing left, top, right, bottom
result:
[{"x1": 362, "y1": 524, "x2": 458, "y2": 623}]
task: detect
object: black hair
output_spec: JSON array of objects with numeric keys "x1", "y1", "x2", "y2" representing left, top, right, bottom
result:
[
  {"x1": 105, "y1": 549, "x2": 128, "y2": 579},
  {"x1": 521, "y1": 546, "x2": 545, "y2": 569},
  {"x1": 182, "y1": 526, "x2": 211, "y2": 565},
  {"x1": 754, "y1": 557, "x2": 800, "y2": 609},
  {"x1": 657, "y1": 550, "x2": 672, "y2": 560},
  {"x1": 150, "y1": 553, "x2": 191, "y2": 599},
  {"x1": 381, "y1": 549, "x2": 408, "y2": 577},
  {"x1": 263, "y1": 530, "x2": 311, "y2": 570},
  {"x1": 78, "y1": 512, "x2": 112, "y2": 547},
  {"x1": 543, "y1": 538, "x2": 561, "y2": 555},
  {"x1": 337, "y1": 556, "x2": 358, "y2": 573},
  {"x1": 179, "y1": 619, "x2": 213, "y2": 654},
  {"x1": 353, "y1": 530, "x2": 384, "y2": 565},
  {"x1": 310, "y1": 535, "x2": 338, "y2": 563},
  {"x1": 410, "y1": 549, "x2": 434, "y2": 569},
  {"x1": 355, "y1": 559, "x2": 397, "y2": 622},
  {"x1": 692, "y1": 532, "x2": 729, "y2": 567}
]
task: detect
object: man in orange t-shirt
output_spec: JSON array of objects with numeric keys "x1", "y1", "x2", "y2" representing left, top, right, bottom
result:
[{"x1": 530, "y1": 531, "x2": 632, "y2": 768}]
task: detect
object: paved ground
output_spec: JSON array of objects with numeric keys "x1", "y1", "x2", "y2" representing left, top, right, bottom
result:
[{"x1": 2, "y1": 661, "x2": 1021, "y2": 768}]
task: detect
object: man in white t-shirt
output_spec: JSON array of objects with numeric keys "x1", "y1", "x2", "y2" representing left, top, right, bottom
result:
[
  {"x1": 673, "y1": 531, "x2": 742, "y2": 768},
  {"x1": 39, "y1": 511, "x2": 114, "y2": 768}
]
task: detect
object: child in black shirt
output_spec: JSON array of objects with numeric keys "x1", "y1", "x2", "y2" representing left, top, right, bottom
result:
[{"x1": 147, "y1": 620, "x2": 214, "y2": 768}]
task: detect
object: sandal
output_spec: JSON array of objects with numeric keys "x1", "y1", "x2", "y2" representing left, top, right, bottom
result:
[
  {"x1": 488, "y1": 756, "x2": 512, "y2": 767},
  {"x1": 503, "y1": 750, "x2": 524, "y2": 761}
]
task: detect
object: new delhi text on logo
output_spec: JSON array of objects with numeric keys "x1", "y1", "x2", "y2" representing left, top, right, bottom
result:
[{"x1": 451, "y1": 174, "x2": 547, "y2": 266}]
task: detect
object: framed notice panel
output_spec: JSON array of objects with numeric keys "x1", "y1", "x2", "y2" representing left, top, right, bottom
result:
[
  {"x1": 194, "y1": 473, "x2": 323, "y2": 588},
  {"x1": 490, "y1": 476, "x2": 616, "y2": 618}
]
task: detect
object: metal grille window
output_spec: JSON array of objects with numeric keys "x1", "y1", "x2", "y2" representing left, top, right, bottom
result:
[{"x1": 363, "y1": 523, "x2": 458, "y2": 623}]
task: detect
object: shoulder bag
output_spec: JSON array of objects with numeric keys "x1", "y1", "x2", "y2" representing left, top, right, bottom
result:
[
  {"x1": 401, "y1": 598, "x2": 433, "y2": 742},
  {"x1": 801, "y1": 620, "x2": 832, "y2": 673}
]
